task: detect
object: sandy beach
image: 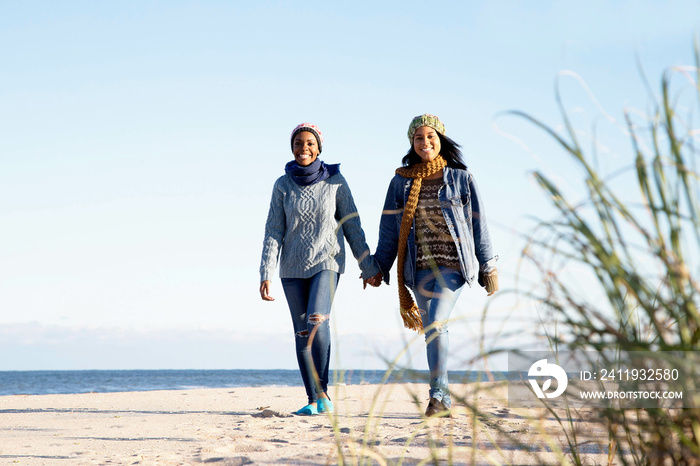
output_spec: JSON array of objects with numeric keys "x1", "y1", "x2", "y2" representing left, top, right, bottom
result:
[{"x1": 0, "y1": 382, "x2": 615, "y2": 465}]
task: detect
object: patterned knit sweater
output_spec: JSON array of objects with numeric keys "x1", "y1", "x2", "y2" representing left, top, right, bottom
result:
[
  {"x1": 415, "y1": 177, "x2": 460, "y2": 270},
  {"x1": 260, "y1": 171, "x2": 379, "y2": 281}
]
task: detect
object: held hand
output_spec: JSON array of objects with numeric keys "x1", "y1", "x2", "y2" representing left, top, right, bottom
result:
[
  {"x1": 260, "y1": 280, "x2": 275, "y2": 301},
  {"x1": 361, "y1": 272, "x2": 383, "y2": 289}
]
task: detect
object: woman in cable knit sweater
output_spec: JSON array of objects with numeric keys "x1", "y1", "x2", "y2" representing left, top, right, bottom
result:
[
  {"x1": 259, "y1": 123, "x2": 379, "y2": 416},
  {"x1": 368, "y1": 114, "x2": 498, "y2": 418}
]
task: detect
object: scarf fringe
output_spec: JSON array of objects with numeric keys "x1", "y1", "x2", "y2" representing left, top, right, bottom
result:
[{"x1": 400, "y1": 305, "x2": 423, "y2": 332}]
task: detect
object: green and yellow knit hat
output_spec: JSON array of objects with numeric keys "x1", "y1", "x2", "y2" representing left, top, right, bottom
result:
[{"x1": 407, "y1": 114, "x2": 446, "y2": 142}]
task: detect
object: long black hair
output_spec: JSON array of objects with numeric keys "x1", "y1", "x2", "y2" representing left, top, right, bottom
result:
[{"x1": 401, "y1": 132, "x2": 467, "y2": 169}]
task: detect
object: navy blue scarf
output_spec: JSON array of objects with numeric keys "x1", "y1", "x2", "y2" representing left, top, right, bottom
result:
[{"x1": 285, "y1": 159, "x2": 340, "y2": 186}]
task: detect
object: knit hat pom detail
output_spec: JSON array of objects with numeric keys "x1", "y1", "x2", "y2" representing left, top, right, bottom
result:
[
  {"x1": 407, "y1": 114, "x2": 446, "y2": 142},
  {"x1": 291, "y1": 123, "x2": 324, "y2": 154}
]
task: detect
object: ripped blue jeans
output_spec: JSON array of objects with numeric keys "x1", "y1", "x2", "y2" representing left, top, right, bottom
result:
[
  {"x1": 281, "y1": 270, "x2": 339, "y2": 405},
  {"x1": 413, "y1": 267, "x2": 465, "y2": 408}
]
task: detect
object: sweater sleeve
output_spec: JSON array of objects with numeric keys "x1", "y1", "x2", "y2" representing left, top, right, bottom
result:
[
  {"x1": 259, "y1": 177, "x2": 286, "y2": 282},
  {"x1": 335, "y1": 174, "x2": 380, "y2": 278}
]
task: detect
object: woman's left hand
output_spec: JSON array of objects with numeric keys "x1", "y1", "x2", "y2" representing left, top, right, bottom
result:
[
  {"x1": 478, "y1": 269, "x2": 499, "y2": 296},
  {"x1": 361, "y1": 272, "x2": 383, "y2": 289}
]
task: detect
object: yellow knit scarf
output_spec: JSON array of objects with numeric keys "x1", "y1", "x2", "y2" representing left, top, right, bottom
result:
[{"x1": 394, "y1": 155, "x2": 448, "y2": 332}]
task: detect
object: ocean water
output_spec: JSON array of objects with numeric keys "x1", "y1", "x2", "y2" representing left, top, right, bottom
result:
[{"x1": 0, "y1": 370, "x2": 510, "y2": 396}]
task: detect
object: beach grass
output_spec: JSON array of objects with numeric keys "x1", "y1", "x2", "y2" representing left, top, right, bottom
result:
[
  {"x1": 319, "y1": 38, "x2": 700, "y2": 466},
  {"x1": 508, "y1": 39, "x2": 700, "y2": 465}
]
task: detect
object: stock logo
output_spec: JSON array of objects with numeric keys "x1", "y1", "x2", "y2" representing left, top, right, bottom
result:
[{"x1": 528, "y1": 359, "x2": 568, "y2": 399}]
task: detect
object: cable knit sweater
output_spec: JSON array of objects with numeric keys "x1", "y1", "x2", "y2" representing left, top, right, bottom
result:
[{"x1": 260, "y1": 171, "x2": 379, "y2": 281}]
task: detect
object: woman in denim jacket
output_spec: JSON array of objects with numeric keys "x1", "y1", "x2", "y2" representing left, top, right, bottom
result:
[
  {"x1": 260, "y1": 123, "x2": 380, "y2": 416},
  {"x1": 368, "y1": 114, "x2": 498, "y2": 417}
]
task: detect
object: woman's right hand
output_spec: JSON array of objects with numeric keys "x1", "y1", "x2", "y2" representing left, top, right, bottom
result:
[
  {"x1": 260, "y1": 280, "x2": 275, "y2": 301},
  {"x1": 362, "y1": 272, "x2": 383, "y2": 289}
]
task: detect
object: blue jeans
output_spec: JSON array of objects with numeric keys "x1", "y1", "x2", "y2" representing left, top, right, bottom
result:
[
  {"x1": 281, "y1": 270, "x2": 339, "y2": 405},
  {"x1": 413, "y1": 267, "x2": 465, "y2": 408}
]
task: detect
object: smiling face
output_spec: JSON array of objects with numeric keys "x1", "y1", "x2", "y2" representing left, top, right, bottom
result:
[
  {"x1": 292, "y1": 131, "x2": 320, "y2": 166},
  {"x1": 412, "y1": 126, "x2": 441, "y2": 162}
]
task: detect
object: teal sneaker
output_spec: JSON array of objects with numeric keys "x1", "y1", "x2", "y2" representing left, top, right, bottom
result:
[
  {"x1": 295, "y1": 404, "x2": 318, "y2": 416},
  {"x1": 317, "y1": 398, "x2": 334, "y2": 414}
]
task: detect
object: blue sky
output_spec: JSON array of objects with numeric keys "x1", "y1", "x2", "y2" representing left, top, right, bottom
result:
[{"x1": 1, "y1": 1, "x2": 699, "y2": 370}]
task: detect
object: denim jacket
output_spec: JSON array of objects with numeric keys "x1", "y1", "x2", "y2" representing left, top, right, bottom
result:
[{"x1": 373, "y1": 166, "x2": 496, "y2": 289}]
